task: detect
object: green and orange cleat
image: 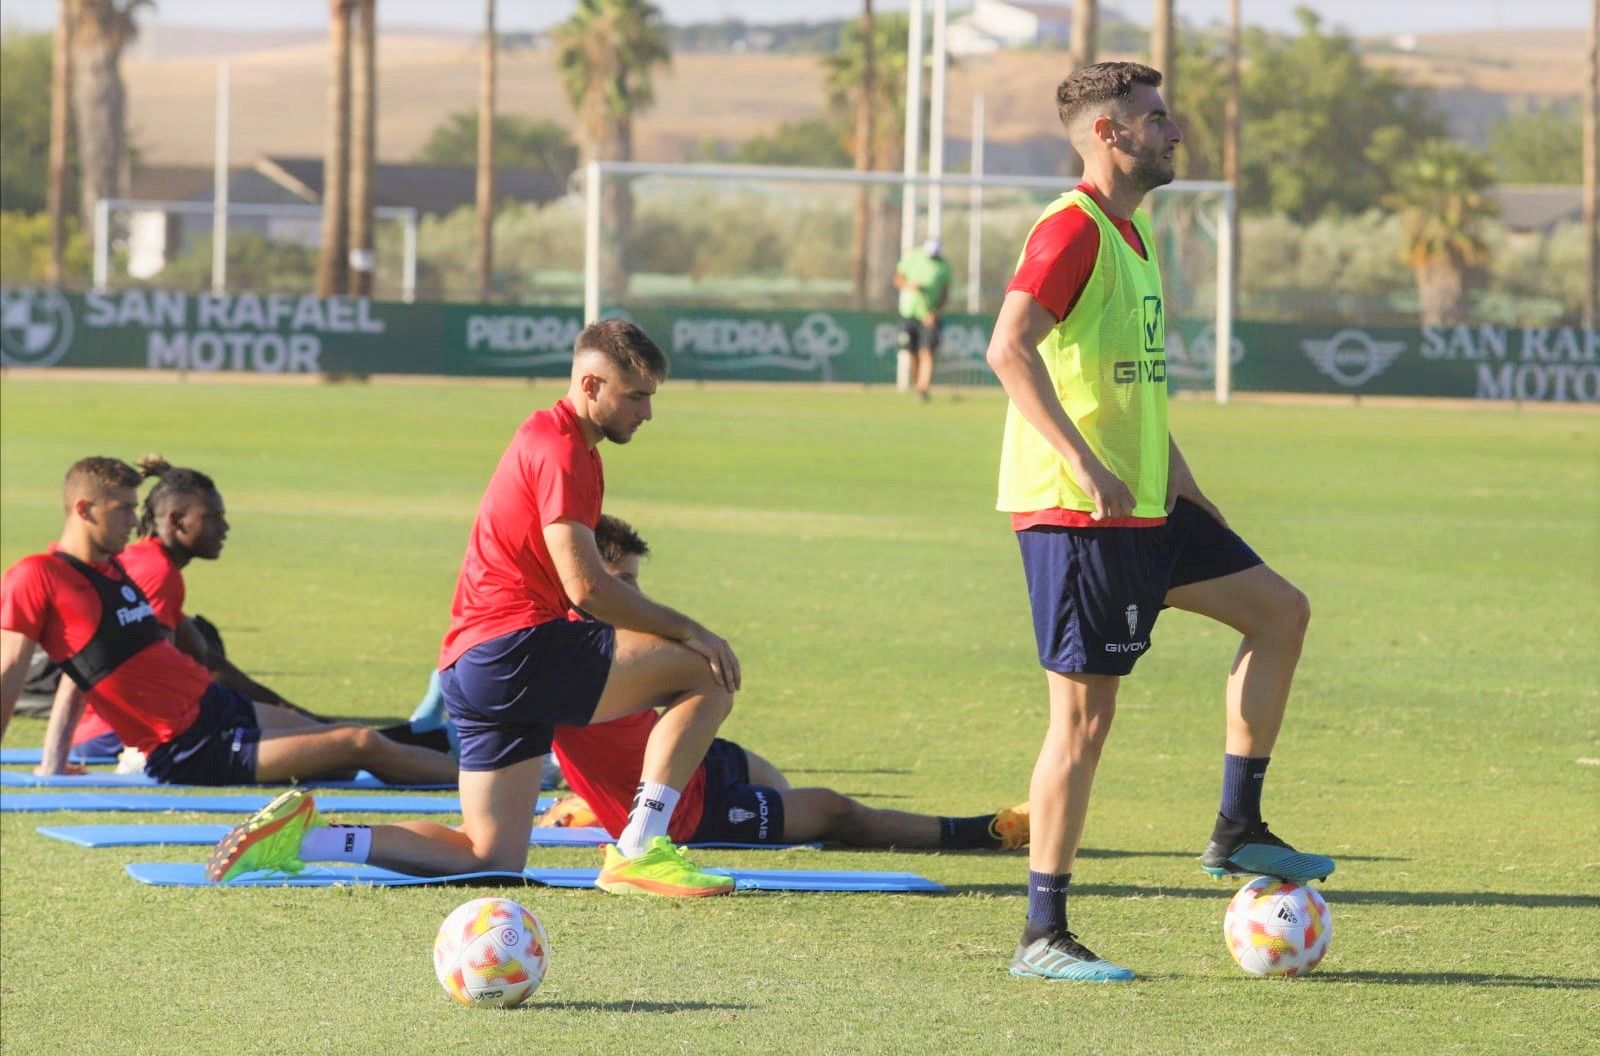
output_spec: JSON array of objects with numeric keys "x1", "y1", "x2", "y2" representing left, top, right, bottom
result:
[
  {"x1": 990, "y1": 801, "x2": 1031, "y2": 850},
  {"x1": 596, "y1": 837, "x2": 735, "y2": 897},
  {"x1": 206, "y1": 788, "x2": 325, "y2": 883}
]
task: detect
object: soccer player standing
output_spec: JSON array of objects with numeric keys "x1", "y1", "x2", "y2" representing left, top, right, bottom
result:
[
  {"x1": 984, "y1": 62, "x2": 1334, "y2": 981},
  {"x1": 206, "y1": 320, "x2": 743, "y2": 896}
]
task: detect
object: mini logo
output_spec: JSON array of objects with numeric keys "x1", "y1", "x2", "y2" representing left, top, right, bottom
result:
[
  {"x1": 1141, "y1": 296, "x2": 1164, "y2": 353},
  {"x1": 791, "y1": 312, "x2": 849, "y2": 360},
  {"x1": 1273, "y1": 901, "x2": 1304, "y2": 927},
  {"x1": 643, "y1": 798, "x2": 665, "y2": 813},
  {"x1": 121, "y1": 586, "x2": 138, "y2": 603},
  {"x1": 728, "y1": 806, "x2": 756, "y2": 825},
  {"x1": 1302, "y1": 328, "x2": 1404, "y2": 387},
  {"x1": 1125, "y1": 604, "x2": 1139, "y2": 638},
  {"x1": 343, "y1": 832, "x2": 357, "y2": 853},
  {"x1": 0, "y1": 288, "x2": 75, "y2": 368},
  {"x1": 498, "y1": 927, "x2": 519, "y2": 947}
]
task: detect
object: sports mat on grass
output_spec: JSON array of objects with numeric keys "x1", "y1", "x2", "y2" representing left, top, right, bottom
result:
[
  {"x1": 0, "y1": 769, "x2": 454, "y2": 791},
  {"x1": 0, "y1": 747, "x2": 118, "y2": 766},
  {"x1": 126, "y1": 862, "x2": 944, "y2": 892},
  {"x1": 36, "y1": 823, "x2": 820, "y2": 850},
  {"x1": 1, "y1": 793, "x2": 553, "y2": 814}
]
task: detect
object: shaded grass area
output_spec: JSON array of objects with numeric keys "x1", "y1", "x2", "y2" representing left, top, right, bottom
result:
[{"x1": 1, "y1": 377, "x2": 1596, "y2": 1056}]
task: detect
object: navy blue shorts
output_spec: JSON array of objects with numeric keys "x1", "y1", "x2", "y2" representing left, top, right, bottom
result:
[
  {"x1": 144, "y1": 684, "x2": 261, "y2": 785},
  {"x1": 1018, "y1": 498, "x2": 1262, "y2": 676},
  {"x1": 691, "y1": 739, "x2": 787, "y2": 845},
  {"x1": 442, "y1": 620, "x2": 615, "y2": 772}
]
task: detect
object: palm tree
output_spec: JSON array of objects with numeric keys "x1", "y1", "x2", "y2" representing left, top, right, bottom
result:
[
  {"x1": 825, "y1": 14, "x2": 909, "y2": 306},
  {"x1": 49, "y1": 0, "x2": 74, "y2": 285},
  {"x1": 1071, "y1": 0, "x2": 1097, "y2": 70},
  {"x1": 348, "y1": 0, "x2": 376, "y2": 297},
  {"x1": 849, "y1": 0, "x2": 875, "y2": 308},
  {"x1": 554, "y1": 0, "x2": 671, "y2": 298},
  {"x1": 1385, "y1": 139, "x2": 1498, "y2": 326},
  {"x1": 71, "y1": 0, "x2": 150, "y2": 230},
  {"x1": 477, "y1": 0, "x2": 496, "y2": 301},
  {"x1": 316, "y1": 0, "x2": 354, "y2": 297},
  {"x1": 1151, "y1": 0, "x2": 1175, "y2": 103}
]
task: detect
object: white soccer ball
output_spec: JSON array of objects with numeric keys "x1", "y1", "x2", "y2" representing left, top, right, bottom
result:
[
  {"x1": 1223, "y1": 875, "x2": 1332, "y2": 977},
  {"x1": 433, "y1": 897, "x2": 549, "y2": 1008}
]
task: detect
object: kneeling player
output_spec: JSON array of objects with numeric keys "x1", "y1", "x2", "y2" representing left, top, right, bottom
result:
[
  {"x1": 547, "y1": 516, "x2": 1030, "y2": 852},
  {"x1": 0, "y1": 457, "x2": 460, "y2": 789}
]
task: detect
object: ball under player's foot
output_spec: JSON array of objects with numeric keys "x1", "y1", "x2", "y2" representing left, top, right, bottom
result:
[
  {"x1": 1200, "y1": 813, "x2": 1336, "y2": 882},
  {"x1": 1010, "y1": 930, "x2": 1135, "y2": 982},
  {"x1": 596, "y1": 837, "x2": 734, "y2": 897},
  {"x1": 989, "y1": 801, "x2": 1031, "y2": 850},
  {"x1": 206, "y1": 788, "x2": 325, "y2": 882}
]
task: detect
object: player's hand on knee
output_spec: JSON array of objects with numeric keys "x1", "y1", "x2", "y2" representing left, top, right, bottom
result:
[{"x1": 683, "y1": 625, "x2": 741, "y2": 693}]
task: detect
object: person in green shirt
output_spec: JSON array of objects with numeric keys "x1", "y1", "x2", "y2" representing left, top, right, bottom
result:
[{"x1": 893, "y1": 238, "x2": 953, "y2": 402}]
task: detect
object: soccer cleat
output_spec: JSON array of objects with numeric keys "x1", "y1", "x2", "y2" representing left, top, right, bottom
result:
[
  {"x1": 1010, "y1": 931, "x2": 1135, "y2": 982},
  {"x1": 1201, "y1": 813, "x2": 1336, "y2": 882},
  {"x1": 537, "y1": 794, "x2": 598, "y2": 829},
  {"x1": 408, "y1": 670, "x2": 446, "y2": 732},
  {"x1": 596, "y1": 837, "x2": 734, "y2": 897},
  {"x1": 990, "y1": 801, "x2": 1031, "y2": 850},
  {"x1": 205, "y1": 788, "x2": 324, "y2": 882}
]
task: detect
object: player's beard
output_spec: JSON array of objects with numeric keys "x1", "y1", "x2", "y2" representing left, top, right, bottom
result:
[
  {"x1": 600, "y1": 421, "x2": 636, "y2": 444},
  {"x1": 1129, "y1": 146, "x2": 1176, "y2": 192}
]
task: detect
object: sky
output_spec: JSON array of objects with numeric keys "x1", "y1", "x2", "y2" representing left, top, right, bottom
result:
[{"x1": 0, "y1": 0, "x2": 1589, "y2": 37}]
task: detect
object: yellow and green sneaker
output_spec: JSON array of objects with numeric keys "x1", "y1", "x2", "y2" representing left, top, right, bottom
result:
[
  {"x1": 206, "y1": 788, "x2": 324, "y2": 882},
  {"x1": 596, "y1": 837, "x2": 734, "y2": 897}
]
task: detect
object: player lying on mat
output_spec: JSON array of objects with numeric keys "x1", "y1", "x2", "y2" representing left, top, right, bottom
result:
[
  {"x1": 0, "y1": 457, "x2": 459, "y2": 788},
  {"x1": 541, "y1": 515, "x2": 1031, "y2": 851},
  {"x1": 62, "y1": 455, "x2": 453, "y2": 766}
]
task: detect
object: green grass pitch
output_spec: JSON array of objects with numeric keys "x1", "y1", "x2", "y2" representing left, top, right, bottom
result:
[{"x1": 1, "y1": 375, "x2": 1595, "y2": 1056}]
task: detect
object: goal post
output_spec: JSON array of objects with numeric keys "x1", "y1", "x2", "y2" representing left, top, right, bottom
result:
[{"x1": 582, "y1": 160, "x2": 1235, "y2": 401}]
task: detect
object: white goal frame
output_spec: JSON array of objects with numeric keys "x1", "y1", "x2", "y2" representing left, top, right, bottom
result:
[{"x1": 581, "y1": 160, "x2": 1235, "y2": 402}]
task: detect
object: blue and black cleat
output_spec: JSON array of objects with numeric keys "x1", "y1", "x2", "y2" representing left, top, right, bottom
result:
[{"x1": 1201, "y1": 813, "x2": 1335, "y2": 882}]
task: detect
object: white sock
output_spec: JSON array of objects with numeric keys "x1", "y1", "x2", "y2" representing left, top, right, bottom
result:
[
  {"x1": 299, "y1": 825, "x2": 372, "y2": 864},
  {"x1": 616, "y1": 782, "x2": 679, "y2": 858}
]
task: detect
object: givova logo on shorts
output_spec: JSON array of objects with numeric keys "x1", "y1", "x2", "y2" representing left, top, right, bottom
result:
[{"x1": 0, "y1": 288, "x2": 75, "y2": 368}]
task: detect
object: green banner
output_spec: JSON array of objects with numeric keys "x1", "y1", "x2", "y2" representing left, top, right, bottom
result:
[{"x1": 3, "y1": 288, "x2": 1594, "y2": 403}]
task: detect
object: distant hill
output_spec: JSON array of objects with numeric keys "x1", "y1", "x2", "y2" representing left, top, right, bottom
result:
[{"x1": 119, "y1": 24, "x2": 1587, "y2": 173}]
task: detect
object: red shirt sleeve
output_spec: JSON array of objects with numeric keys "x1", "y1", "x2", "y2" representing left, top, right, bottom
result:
[
  {"x1": 0, "y1": 557, "x2": 54, "y2": 641},
  {"x1": 529, "y1": 432, "x2": 598, "y2": 530},
  {"x1": 1007, "y1": 205, "x2": 1101, "y2": 322}
]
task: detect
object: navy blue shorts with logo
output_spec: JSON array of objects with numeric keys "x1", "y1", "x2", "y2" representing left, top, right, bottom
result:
[
  {"x1": 442, "y1": 619, "x2": 616, "y2": 772},
  {"x1": 1018, "y1": 498, "x2": 1262, "y2": 677},
  {"x1": 691, "y1": 738, "x2": 787, "y2": 845},
  {"x1": 144, "y1": 683, "x2": 261, "y2": 785}
]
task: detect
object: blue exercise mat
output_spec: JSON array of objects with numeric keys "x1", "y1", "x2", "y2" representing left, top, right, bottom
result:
[
  {"x1": 125, "y1": 862, "x2": 945, "y2": 892},
  {"x1": 0, "y1": 769, "x2": 455, "y2": 791},
  {"x1": 2, "y1": 792, "x2": 552, "y2": 814},
  {"x1": 0, "y1": 747, "x2": 118, "y2": 766},
  {"x1": 36, "y1": 823, "x2": 820, "y2": 851}
]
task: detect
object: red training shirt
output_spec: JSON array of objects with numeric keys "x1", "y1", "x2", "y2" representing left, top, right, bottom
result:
[
  {"x1": 439, "y1": 399, "x2": 605, "y2": 669},
  {"x1": 1, "y1": 548, "x2": 211, "y2": 753},
  {"x1": 1004, "y1": 180, "x2": 1167, "y2": 532},
  {"x1": 552, "y1": 711, "x2": 709, "y2": 842}
]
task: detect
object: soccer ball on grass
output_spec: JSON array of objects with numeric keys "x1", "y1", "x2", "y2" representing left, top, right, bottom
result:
[
  {"x1": 1223, "y1": 875, "x2": 1331, "y2": 977},
  {"x1": 433, "y1": 897, "x2": 549, "y2": 1008}
]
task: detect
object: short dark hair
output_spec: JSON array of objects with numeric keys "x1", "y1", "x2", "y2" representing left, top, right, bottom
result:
[
  {"x1": 1056, "y1": 61, "x2": 1163, "y2": 129},
  {"x1": 576, "y1": 319, "x2": 670, "y2": 381},
  {"x1": 63, "y1": 456, "x2": 141, "y2": 508},
  {"x1": 134, "y1": 454, "x2": 218, "y2": 538},
  {"x1": 594, "y1": 514, "x2": 649, "y2": 567}
]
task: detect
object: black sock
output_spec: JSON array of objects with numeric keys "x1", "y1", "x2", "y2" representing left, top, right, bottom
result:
[
  {"x1": 1220, "y1": 754, "x2": 1270, "y2": 825},
  {"x1": 1022, "y1": 871, "x2": 1070, "y2": 944},
  {"x1": 937, "y1": 813, "x2": 1003, "y2": 849},
  {"x1": 376, "y1": 723, "x2": 450, "y2": 753}
]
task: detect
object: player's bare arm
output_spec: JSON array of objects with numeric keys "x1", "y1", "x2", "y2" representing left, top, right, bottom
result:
[
  {"x1": 1167, "y1": 436, "x2": 1228, "y2": 527},
  {"x1": 985, "y1": 289, "x2": 1137, "y2": 520},
  {"x1": 0, "y1": 627, "x2": 38, "y2": 737},
  {"x1": 543, "y1": 520, "x2": 741, "y2": 692},
  {"x1": 35, "y1": 675, "x2": 88, "y2": 776}
]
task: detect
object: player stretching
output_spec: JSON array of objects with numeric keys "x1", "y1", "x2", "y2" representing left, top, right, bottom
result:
[
  {"x1": 206, "y1": 320, "x2": 744, "y2": 896},
  {"x1": 546, "y1": 515, "x2": 1032, "y2": 852},
  {"x1": 985, "y1": 62, "x2": 1334, "y2": 981}
]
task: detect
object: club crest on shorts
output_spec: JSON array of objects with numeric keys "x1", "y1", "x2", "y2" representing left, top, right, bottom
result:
[
  {"x1": 1125, "y1": 604, "x2": 1139, "y2": 638},
  {"x1": 728, "y1": 807, "x2": 756, "y2": 825}
]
